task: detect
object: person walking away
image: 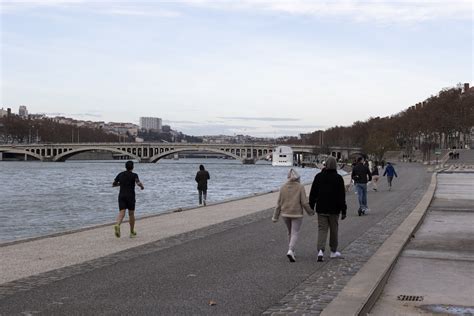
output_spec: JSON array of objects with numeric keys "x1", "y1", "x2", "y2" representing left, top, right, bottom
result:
[
  {"x1": 383, "y1": 162, "x2": 398, "y2": 191},
  {"x1": 195, "y1": 165, "x2": 210, "y2": 206},
  {"x1": 351, "y1": 157, "x2": 372, "y2": 216},
  {"x1": 272, "y1": 169, "x2": 314, "y2": 262},
  {"x1": 371, "y1": 163, "x2": 380, "y2": 191},
  {"x1": 309, "y1": 156, "x2": 347, "y2": 262},
  {"x1": 113, "y1": 160, "x2": 144, "y2": 238}
]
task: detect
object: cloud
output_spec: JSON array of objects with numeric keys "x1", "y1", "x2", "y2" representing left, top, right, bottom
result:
[
  {"x1": 3, "y1": 0, "x2": 469, "y2": 23},
  {"x1": 218, "y1": 116, "x2": 301, "y2": 122},
  {"x1": 271, "y1": 124, "x2": 327, "y2": 129},
  {"x1": 164, "y1": 120, "x2": 200, "y2": 125},
  {"x1": 71, "y1": 112, "x2": 103, "y2": 118},
  {"x1": 43, "y1": 112, "x2": 102, "y2": 119},
  {"x1": 1, "y1": 0, "x2": 182, "y2": 18},
  {"x1": 176, "y1": 124, "x2": 256, "y2": 136},
  {"x1": 102, "y1": 8, "x2": 182, "y2": 18},
  {"x1": 44, "y1": 112, "x2": 67, "y2": 116},
  {"x1": 185, "y1": 0, "x2": 472, "y2": 23}
]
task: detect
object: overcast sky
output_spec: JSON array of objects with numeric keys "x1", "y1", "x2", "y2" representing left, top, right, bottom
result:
[{"x1": 1, "y1": 0, "x2": 472, "y2": 137}]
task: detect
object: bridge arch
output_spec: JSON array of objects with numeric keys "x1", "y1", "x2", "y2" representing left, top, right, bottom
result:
[
  {"x1": 149, "y1": 147, "x2": 241, "y2": 163},
  {"x1": 253, "y1": 150, "x2": 274, "y2": 163},
  {"x1": 0, "y1": 149, "x2": 43, "y2": 161},
  {"x1": 53, "y1": 147, "x2": 140, "y2": 162}
]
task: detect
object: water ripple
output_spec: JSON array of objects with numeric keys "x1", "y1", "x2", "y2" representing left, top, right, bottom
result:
[{"x1": 0, "y1": 159, "x2": 329, "y2": 242}]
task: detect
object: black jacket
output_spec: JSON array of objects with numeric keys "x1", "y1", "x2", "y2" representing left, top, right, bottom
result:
[
  {"x1": 351, "y1": 163, "x2": 372, "y2": 184},
  {"x1": 195, "y1": 170, "x2": 210, "y2": 190},
  {"x1": 371, "y1": 166, "x2": 379, "y2": 176},
  {"x1": 309, "y1": 169, "x2": 347, "y2": 215}
]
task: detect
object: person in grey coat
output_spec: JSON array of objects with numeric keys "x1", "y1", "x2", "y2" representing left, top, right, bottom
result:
[{"x1": 195, "y1": 165, "x2": 210, "y2": 206}]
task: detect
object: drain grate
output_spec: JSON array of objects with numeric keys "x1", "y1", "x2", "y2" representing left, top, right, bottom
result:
[{"x1": 397, "y1": 295, "x2": 424, "y2": 302}]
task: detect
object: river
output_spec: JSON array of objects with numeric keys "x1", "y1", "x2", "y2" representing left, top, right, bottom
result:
[{"x1": 0, "y1": 159, "x2": 330, "y2": 242}]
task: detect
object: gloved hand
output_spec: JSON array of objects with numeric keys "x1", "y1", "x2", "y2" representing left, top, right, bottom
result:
[{"x1": 341, "y1": 214, "x2": 347, "y2": 220}]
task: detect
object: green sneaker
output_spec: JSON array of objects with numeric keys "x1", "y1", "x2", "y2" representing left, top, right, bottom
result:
[
  {"x1": 114, "y1": 224, "x2": 121, "y2": 238},
  {"x1": 130, "y1": 230, "x2": 137, "y2": 238}
]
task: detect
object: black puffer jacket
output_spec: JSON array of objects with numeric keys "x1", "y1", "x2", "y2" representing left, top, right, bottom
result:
[
  {"x1": 309, "y1": 169, "x2": 347, "y2": 215},
  {"x1": 351, "y1": 163, "x2": 372, "y2": 184},
  {"x1": 195, "y1": 170, "x2": 210, "y2": 190}
]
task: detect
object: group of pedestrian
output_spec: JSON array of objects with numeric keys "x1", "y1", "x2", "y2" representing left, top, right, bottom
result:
[
  {"x1": 272, "y1": 156, "x2": 347, "y2": 262},
  {"x1": 272, "y1": 156, "x2": 399, "y2": 262},
  {"x1": 112, "y1": 161, "x2": 210, "y2": 238},
  {"x1": 111, "y1": 156, "x2": 397, "y2": 262},
  {"x1": 449, "y1": 150, "x2": 460, "y2": 159},
  {"x1": 351, "y1": 158, "x2": 398, "y2": 215}
]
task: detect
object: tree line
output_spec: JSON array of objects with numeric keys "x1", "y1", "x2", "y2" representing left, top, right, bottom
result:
[
  {"x1": 2, "y1": 84, "x2": 472, "y2": 155},
  {"x1": 0, "y1": 116, "x2": 120, "y2": 144},
  {"x1": 302, "y1": 85, "x2": 474, "y2": 160},
  {"x1": 0, "y1": 116, "x2": 204, "y2": 144}
]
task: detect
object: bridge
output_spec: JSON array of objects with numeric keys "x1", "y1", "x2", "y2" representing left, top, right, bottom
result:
[{"x1": 0, "y1": 143, "x2": 362, "y2": 163}]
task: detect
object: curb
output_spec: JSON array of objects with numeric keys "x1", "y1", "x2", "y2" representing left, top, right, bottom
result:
[
  {"x1": 1, "y1": 171, "x2": 321, "y2": 248},
  {"x1": 0, "y1": 187, "x2": 284, "y2": 248},
  {"x1": 320, "y1": 172, "x2": 438, "y2": 316}
]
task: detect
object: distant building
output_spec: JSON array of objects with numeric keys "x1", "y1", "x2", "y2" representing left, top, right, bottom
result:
[
  {"x1": 19, "y1": 105, "x2": 28, "y2": 118},
  {"x1": 140, "y1": 117, "x2": 162, "y2": 131},
  {"x1": 53, "y1": 116, "x2": 75, "y2": 125},
  {"x1": 0, "y1": 108, "x2": 8, "y2": 118},
  {"x1": 104, "y1": 122, "x2": 139, "y2": 137},
  {"x1": 162, "y1": 125, "x2": 171, "y2": 133}
]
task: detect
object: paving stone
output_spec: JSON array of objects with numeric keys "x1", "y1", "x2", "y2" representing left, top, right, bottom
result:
[{"x1": 263, "y1": 181, "x2": 428, "y2": 314}]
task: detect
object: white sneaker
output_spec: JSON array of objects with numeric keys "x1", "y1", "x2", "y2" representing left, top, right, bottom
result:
[
  {"x1": 330, "y1": 251, "x2": 342, "y2": 258},
  {"x1": 317, "y1": 250, "x2": 324, "y2": 262},
  {"x1": 287, "y1": 250, "x2": 296, "y2": 262}
]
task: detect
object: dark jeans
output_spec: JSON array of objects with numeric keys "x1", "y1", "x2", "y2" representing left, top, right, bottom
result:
[
  {"x1": 198, "y1": 190, "x2": 207, "y2": 205},
  {"x1": 317, "y1": 214, "x2": 339, "y2": 252},
  {"x1": 387, "y1": 176, "x2": 394, "y2": 187}
]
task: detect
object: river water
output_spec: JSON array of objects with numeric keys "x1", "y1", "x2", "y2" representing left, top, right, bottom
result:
[{"x1": 0, "y1": 159, "x2": 332, "y2": 242}]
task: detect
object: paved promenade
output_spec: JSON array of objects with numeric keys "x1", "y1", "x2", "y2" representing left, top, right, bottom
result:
[
  {"x1": 0, "y1": 163, "x2": 431, "y2": 315},
  {"x1": 370, "y1": 171, "x2": 474, "y2": 315}
]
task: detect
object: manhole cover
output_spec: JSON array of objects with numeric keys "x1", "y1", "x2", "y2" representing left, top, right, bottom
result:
[{"x1": 397, "y1": 295, "x2": 424, "y2": 302}]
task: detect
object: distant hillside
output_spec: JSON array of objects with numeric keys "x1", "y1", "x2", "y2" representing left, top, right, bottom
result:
[{"x1": 0, "y1": 116, "x2": 120, "y2": 144}]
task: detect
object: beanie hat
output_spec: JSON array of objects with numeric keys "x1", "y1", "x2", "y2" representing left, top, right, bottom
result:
[
  {"x1": 325, "y1": 156, "x2": 337, "y2": 170},
  {"x1": 287, "y1": 168, "x2": 301, "y2": 182}
]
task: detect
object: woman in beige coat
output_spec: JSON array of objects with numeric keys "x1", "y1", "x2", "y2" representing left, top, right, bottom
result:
[{"x1": 272, "y1": 169, "x2": 314, "y2": 262}]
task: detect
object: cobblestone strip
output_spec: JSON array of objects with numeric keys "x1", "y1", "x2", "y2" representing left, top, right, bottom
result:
[
  {"x1": 263, "y1": 182, "x2": 429, "y2": 315},
  {"x1": 0, "y1": 208, "x2": 274, "y2": 300}
]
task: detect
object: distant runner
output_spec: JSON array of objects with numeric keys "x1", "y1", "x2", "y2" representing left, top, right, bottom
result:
[{"x1": 113, "y1": 160, "x2": 144, "y2": 238}]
